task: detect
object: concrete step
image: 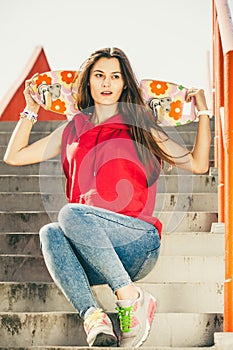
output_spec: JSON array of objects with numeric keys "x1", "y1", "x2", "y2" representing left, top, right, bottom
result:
[
  {"x1": 0, "y1": 233, "x2": 41, "y2": 256},
  {"x1": 142, "y1": 255, "x2": 224, "y2": 283},
  {"x1": 162, "y1": 119, "x2": 215, "y2": 132},
  {"x1": 0, "y1": 281, "x2": 223, "y2": 313},
  {"x1": 0, "y1": 174, "x2": 218, "y2": 193},
  {"x1": 157, "y1": 174, "x2": 218, "y2": 193},
  {"x1": 0, "y1": 121, "x2": 63, "y2": 132},
  {"x1": 0, "y1": 192, "x2": 67, "y2": 212},
  {"x1": 0, "y1": 254, "x2": 224, "y2": 283},
  {"x1": 0, "y1": 255, "x2": 51, "y2": 282},
  {"x1": 1, "y1": 119, "x2": 214, "y2": 132},
  {"x1": 0, "y1": 129, "x2": 215, "y2": 146},
  {"x1": 0, "y1": 212, "x2": 57, "y2": 232},
  {"x1": 97, "y1": 281, "x2": 223, "y2": 314},
  {"x1": 161, "y1": 162, "x2": 215, "y2": 175},
  {"x1": 160, "y1": 232, "x2": 223, "y2": 256},
  {"x1": 0, "y1": 232, "x2": 223, "y2": 257},
  {"x1": 0, "y1": 347, "x2": 216, "y2": 350},
  {"x1": 214, "y1": 332, "x2": 233, "y2": 350},
  {"x1": 153, "y1": 211, "x2": 218, "y2": 233},
  {"x1": 0, "y1": 192, "x2": 218, "y2": 212},
  {"x1": 0, "y1": 211, "x2": 218, "y2": 233},
  {"x1": 0, "y1": 131, "x2": 51, "y2": 145},
  {"x1": 0, "y1": 143, "x2": 216, "y2": 160},
  {"x1": 0, "y1": 175, "x2": 65, "y2": 193},
  {"x1": 1, "y1": 160, "x2": 215, "y2": 177},
  {"x1": 155, "y1": 193, "x2": 218, "y2": 211},
  {"x1": 0, "y1": 311, "x2": 223, "y2": 347},
  {"x1": 0, "y1": 160, "x2": 63, "y2": 176},
  {"x1": 0, "y1": 232, "x2": 41, "y2": 256},
  {"x1": 162, "y1": 131, "x2": 215, "y2": 147},
  {"x1": 0, "y1": 145, "x2": 59, "y2": 161}
]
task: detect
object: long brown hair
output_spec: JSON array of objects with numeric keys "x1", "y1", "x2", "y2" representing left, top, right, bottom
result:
[{"x1": 75, "y1": 47, "x2": 173, "y2": 181}]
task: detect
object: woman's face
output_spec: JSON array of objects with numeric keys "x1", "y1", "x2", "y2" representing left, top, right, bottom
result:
[{"x1": 89, "y1": 57, "x2": 125, "y2": 106}]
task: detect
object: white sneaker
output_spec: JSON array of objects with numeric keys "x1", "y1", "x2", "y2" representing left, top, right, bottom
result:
[
  {"x1": 84, "y1": 307, "x2": 118, "y2": 347},
  {"x1": 116, "y1": 287, "x2": 157, "y2": 347}
]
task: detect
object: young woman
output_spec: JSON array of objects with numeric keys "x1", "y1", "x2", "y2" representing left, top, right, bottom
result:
[{"x1": 4, "y1": 47, "x2": 211, "y2": 347}]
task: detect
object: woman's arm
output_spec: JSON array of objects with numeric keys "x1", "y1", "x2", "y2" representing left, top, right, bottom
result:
[
  {"x1": 152, "y1": 88, "x2": 211, "y2": 174},
  {"x1": 4, "y1": 77, "x2": 68, "y2": 166}
]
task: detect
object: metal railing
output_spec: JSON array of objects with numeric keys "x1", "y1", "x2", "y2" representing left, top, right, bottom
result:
[{"x1": 212, "y1": 0, "x2": 233, "y2": 331}]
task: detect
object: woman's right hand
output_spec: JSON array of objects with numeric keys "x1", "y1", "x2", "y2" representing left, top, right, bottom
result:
[{"x1": 23, "y1": 74, "x2": 40, "y2": 113}]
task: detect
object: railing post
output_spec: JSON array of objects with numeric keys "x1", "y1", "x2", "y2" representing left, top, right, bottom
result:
[
  {"x1": 212, "y1": 3, "x2": 218, "y2": 169},
  {"x1": 224, "y1": 50, "x2": 233, "y2": 331},
  {"x1": 214, "y1": 12, "x2": 225, "y2": 223},
  {"x1": 213, "y1": 0, "x2": 233, "y2": 332}
]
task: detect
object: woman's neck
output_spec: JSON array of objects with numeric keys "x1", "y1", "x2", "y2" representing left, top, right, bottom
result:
[{"x1": 92, "y1": 104, "x2": 119, "y2": 125}]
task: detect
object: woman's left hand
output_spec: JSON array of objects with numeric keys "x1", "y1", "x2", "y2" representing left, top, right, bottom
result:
[{"x1": 186, "y1": 88, "x2": 208, "y2": 112}]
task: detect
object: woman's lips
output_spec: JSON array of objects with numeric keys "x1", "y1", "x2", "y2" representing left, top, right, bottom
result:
[{"x1": 101, "y1": 91, "x2": 112, "y2": 95}]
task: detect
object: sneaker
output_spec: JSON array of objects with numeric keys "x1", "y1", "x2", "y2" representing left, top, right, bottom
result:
[
  {"x1": 84, "y1": 307, "x2": 118, "y2": 347},
  {"x1": 115, "y1": 287, "x2": 157, "y2": 347}
]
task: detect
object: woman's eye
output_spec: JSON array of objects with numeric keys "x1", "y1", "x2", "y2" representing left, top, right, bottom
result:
[
  {"x1": 113, "y1": 75, "x2": 120, "y2": 79},
  {"x1": 95, "y1": 73, "x2": 103, "y2": 78}
]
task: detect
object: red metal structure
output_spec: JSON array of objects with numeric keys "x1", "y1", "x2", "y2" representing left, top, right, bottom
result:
[
  {"x1": 213, "y1": 0, "x2": 233, "y2": 331},
  {"x1": 0, "y1": 46, "x2": 65, "y2": 121}
]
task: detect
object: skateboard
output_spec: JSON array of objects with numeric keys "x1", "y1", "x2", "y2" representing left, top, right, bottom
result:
[
  {"x1": 30, "y1": 71, "x2": 196, "y2": 125},
  {"x1": 139, "y1": 79, "x2": 196, "y2": 126},
  {"x1": 29, "y1": 70, "x2": 79, "y2": 116}
]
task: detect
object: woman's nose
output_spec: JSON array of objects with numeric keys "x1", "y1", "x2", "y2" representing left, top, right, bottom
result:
[{"x1": 102, "y1": 77, "x2": 110, "y2": 87}]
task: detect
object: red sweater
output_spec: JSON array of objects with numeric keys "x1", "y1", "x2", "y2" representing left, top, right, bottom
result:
[{"x1": 61, "y1": 112, "x2": 162, "y2": 236}]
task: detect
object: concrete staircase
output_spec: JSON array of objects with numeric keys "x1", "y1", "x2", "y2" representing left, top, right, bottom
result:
[{"x1": 0, "y1": 120, "x2": 223, "y2": 349}]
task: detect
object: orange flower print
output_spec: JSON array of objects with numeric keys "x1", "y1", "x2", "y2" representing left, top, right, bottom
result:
[
  {"x1": 169, "y1": 100, "x2": 183, "y2": 120},
  {"x1": 35, "y1": 74, "x2": 52, "y2": 87},
  {"x1": 150, "y1": 81, "x2": 168, "y2": 95},
  {"x1": 51, "y1": 99, "x2": 66, "y2": 114},
  {"x1": 61, "y1": 71, "x2": 76, "y2": 84}
]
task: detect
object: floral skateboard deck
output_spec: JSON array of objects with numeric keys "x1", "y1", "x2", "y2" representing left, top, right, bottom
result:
[
  {"x1": 30, "y1": 71, "x2": 196, "y2": 125},
  {"x1": 29, "y1": 70, "x2": 79, "y2": 116},
  {"x1": 139, "y1": 79, "x2": 196, "y2": 126}
]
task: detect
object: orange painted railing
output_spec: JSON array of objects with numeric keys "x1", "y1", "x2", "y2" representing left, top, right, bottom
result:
[{"x1": 212, "y1": 0, "x2": 233, "y2": 331}]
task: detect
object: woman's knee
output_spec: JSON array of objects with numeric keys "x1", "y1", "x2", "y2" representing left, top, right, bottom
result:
[
  {"x1": 58, "y1": 203, "x2": 71, "y2": 223},
  {"x1": 39, "y1": 222, "x2": 62, "y2": 247},
  {"x1": 58, "y1": 203, "x2": 89, "y2": 231}
]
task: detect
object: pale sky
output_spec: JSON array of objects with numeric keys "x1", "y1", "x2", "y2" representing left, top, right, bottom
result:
[{"x1": 0, "y1": 0, "x2": 232, "y2": 105}]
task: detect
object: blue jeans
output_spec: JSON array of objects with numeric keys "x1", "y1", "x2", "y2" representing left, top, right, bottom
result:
[{"x1": 39, "y1": 203, "x2": 160, "y2": 318}]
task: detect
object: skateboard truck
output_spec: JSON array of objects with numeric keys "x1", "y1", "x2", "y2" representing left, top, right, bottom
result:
[
  {"x1": 149, "y1": 96, "x2": 172, "y2": 122},
  {"x1": 38, "y1": 83, "x2": 61, "y2": 109}
]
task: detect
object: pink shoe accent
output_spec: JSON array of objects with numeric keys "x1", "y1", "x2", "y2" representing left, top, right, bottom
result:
[
  {"x1": 147, "y1": 298, "x2": 157, "y2": 325},
  {"x1": 131, "y1": 315, "x2": 140, "y2": 328},
  {"x1": 102, "y1": 318, "x2": 108, "y2": 326},
  {"x1": 133, "y1": 301, "x2": 138, "y2": 312}
]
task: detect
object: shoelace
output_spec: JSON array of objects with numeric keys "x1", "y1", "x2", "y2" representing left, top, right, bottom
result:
[
  {"x1": 116, "y1": 305, "x2": 134, "y2": 333},
  {"x1": 85, "y1": 308, "x2": 105, "y2": 328}
]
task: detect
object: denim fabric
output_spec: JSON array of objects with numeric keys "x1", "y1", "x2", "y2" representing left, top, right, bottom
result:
[{"x1": 39, "y1": 203, "x2": 160, "y2": 317}]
